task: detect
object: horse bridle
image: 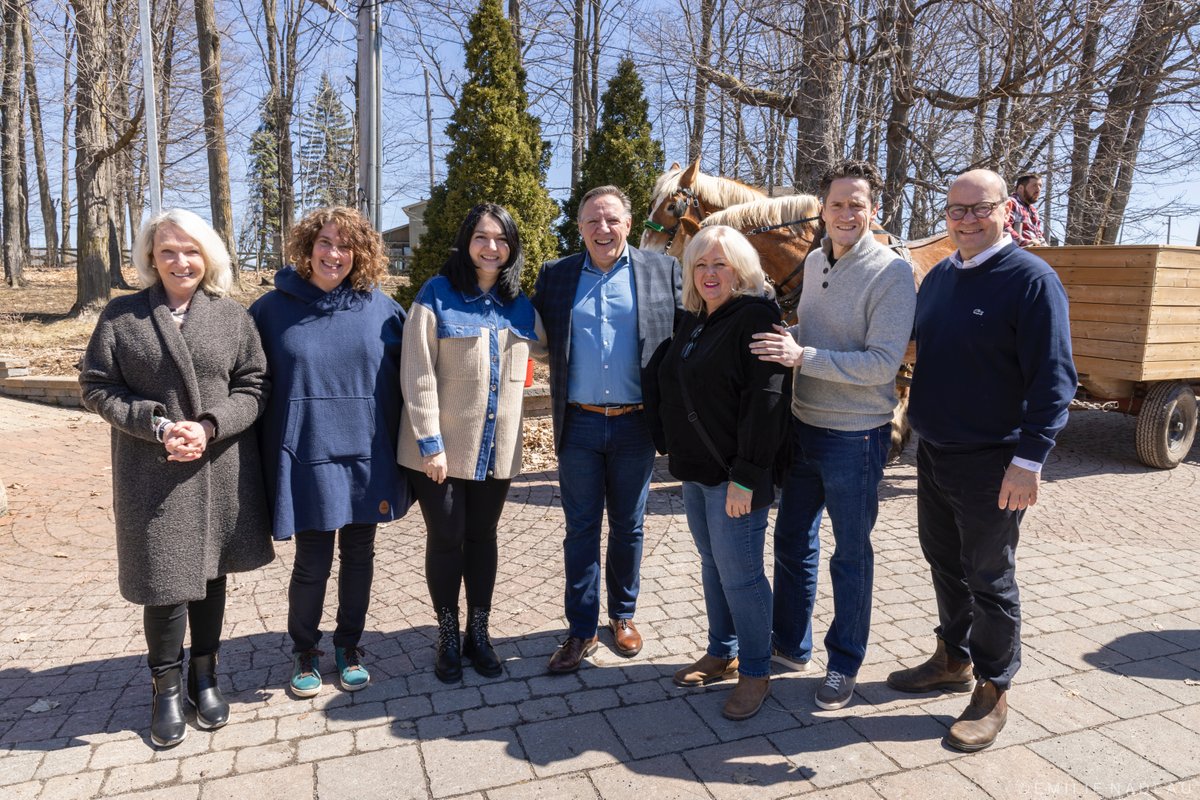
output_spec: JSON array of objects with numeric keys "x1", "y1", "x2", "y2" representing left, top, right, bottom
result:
[
  {"x1": 750, "y1": 213, "x2": 822, "y2": 319},
  {"x1": 643, "y1": 187, "x2": 702, "y2": 252}
]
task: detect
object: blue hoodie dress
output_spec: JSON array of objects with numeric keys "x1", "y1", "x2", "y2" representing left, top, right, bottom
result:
[{"x1": 250, "y1": 266, "x2": 411, "y2": 540}]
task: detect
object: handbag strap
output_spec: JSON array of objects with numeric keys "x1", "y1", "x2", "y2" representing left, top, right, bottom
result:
[{"x1": 677, "y1": 358, "x2": 731, "y2": 474}]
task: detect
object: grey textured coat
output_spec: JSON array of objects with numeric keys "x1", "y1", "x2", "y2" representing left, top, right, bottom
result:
[{"x1": 80, "y1": 285, "x2": 275, "y2": 606}]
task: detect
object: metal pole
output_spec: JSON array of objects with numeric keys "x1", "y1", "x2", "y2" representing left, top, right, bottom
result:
[
  {"x1": 357, "y1": 1, "x2": 373, "y2": 222},
  {"x1": 138, "y1": 0, "x2": 162, "y2": 214},
  {"x1": 424, "y1": 67, "x2": 435, "y2": 196},
  {"x1": 1167, "y1": 215, "x2": 1173, "y2": 245},
  {"x1": 373, "y1": 1, "x2": 382, "y2": 231},
  {"x1": 1044, "y1": 135, "x2": 1053, "y2": 244}
]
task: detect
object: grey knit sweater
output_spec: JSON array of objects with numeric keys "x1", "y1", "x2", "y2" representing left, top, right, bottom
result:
[{"x1": 790, "y1": 232, "x2": 917, "y2": 431}]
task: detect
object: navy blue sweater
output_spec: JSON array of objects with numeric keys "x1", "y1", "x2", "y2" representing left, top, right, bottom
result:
[
  {"x1": 908, "y1": 244, "x2": 1076, "y2": 464},
  {"x1": 249, "y1": 267, "x2": 410, "y2": 539}
]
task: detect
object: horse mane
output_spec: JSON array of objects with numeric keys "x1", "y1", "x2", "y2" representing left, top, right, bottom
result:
[
  {"x1": 702, "y1": 194, "x2": 822, "y2": 233},
  {"x1": 649, "y1": 166, "x2": 766, "y2": 208}
]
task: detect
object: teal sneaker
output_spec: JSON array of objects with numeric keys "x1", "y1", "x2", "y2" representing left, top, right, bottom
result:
[
  {"x1": 290, "y1": 650, "x2": 323, "y2": 698},
  {"x1": 335, "y1": 646, "x2": 370, "y2": 691}
]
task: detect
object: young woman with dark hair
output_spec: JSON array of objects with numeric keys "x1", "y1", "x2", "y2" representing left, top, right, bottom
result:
[{"x1": 398, "y1": 202, "x2": 545, "y2": 682}]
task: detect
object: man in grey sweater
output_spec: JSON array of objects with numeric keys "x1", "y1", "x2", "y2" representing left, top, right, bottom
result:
[{"x1": 750, "y1": 161, "x2": 916, "y2": 710}]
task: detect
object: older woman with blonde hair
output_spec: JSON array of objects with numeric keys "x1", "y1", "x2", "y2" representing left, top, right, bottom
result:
[
  {"x1": 651, "y1": 225, "x2": 790, "y2": 720},
  {"x1": 80, "y1": 208, "x2": 274, "y2": 748},
  {"x1": 250, "y1": 206, "x2": 409, "y2": 699}
]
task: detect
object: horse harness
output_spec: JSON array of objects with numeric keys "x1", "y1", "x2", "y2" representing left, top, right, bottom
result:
[{"x1": 643, "y1": 187, "x2": 702, "y2": 253}]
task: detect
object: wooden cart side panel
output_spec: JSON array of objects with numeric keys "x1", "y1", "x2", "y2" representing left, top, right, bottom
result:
[
  {"x1": 1070, "y1": 321, "x2": 1200, "y2": 344},
  {"x1": 1074, "y1": 355, "x2": 1146, "y2": 382},
  {"x1": 1068, "y1": 303, "x2": 1200, "y2": 324}
]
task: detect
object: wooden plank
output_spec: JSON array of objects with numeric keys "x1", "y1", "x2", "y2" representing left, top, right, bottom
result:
[
  {"x1": 1065, "y1": 285, "x2": 1151, "y2": 305},
  {"x1": 1074, "y1": 354, "x2": 1146, "y2": 382},
  {"x1": 1066, "y1": 302, "x2": 1153, "y2": 324},
  {"x1": 1144, "y1": 342, "x2": 1200, "y2": 362},
  {"x1": 1144, "y1": 305, "x2": 1200, "y2": 325},
  {"x1": 1070, "y1": 321, "x2": 1200, "y2": 345},
  {"x1": 1072, "y1": 339, "x2": 1147, "y2": 362},
  {"x1": 1151, "y1": 286, "x2": 1200, "y2": 306},
  {"x1": 1156, "y1": 249, "x2": 1200, "y2": 270},
  {"x1": 1034, "y1": 247, "x2": 1157, "y2": 269},
  {"x1": 1139, "y1": 360, "x2": 1200, "y2": 381},
  {"x1": 1052, "y1": 267, "x2": 1155, "y2": 286}
]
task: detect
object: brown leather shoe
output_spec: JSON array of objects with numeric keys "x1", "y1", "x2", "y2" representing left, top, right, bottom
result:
[
  {"x1": 609, "y1": 618, "x2": 642, "y2": 657},
  {"x1": 722, "y1": 675, "x2": 770, "y2": 720},
  {"x1": 547, "y1": 635, "x2": 599, "y2": 673},
  {"x1": 673, "y1": 654, "x2": 739, "y2": 688},
  {"x1": 887, "y1": 638, "x2": 974, "y2": 693},
  {"x1": 946, "y1": 680, "x2": 1007, "y2": 752}
]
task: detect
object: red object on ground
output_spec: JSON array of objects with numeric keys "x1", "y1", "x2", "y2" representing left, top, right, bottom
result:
[{"x1": 525, "y1": 358, "x2": 534, "y2": 388}]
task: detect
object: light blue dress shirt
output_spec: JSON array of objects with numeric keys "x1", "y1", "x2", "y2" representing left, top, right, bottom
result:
[{"x1": 567, "y1": 250, "x2": 642, "y2": 405}]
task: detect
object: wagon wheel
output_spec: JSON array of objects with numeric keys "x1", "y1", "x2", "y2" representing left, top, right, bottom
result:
[{"x1": 1134, "y1": 381, "x2": 1198, "y2": 469}]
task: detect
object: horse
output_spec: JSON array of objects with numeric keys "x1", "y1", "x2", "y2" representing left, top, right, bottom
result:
[{"x1": 640, "y1": 161, "x2": 765, "y2": 258}]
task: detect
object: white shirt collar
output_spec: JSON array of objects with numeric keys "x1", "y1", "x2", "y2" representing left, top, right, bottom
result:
[{"x1": 952, "y1": 234, "x2": 1013, "y2": 270}]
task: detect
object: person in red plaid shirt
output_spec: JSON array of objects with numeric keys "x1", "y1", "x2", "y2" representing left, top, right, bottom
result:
[{"x1": 1004, "y1": 174, "x2": 1047, "y2": 247}]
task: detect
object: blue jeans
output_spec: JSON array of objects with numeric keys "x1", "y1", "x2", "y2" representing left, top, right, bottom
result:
[
  {"x1": 773, "y1": 419, "x2": 890, "y2": 676},
  {"x1": 682, "y1": 482, "x2": 773, "y2": 678},
  {"x1": 557, "y1": 407, "x2": 656, "y2": 638}
]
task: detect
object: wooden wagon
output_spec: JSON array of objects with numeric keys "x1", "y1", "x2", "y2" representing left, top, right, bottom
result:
[{"x1": 1030, "y1": 244, "x2": 1200, "y2": 469}]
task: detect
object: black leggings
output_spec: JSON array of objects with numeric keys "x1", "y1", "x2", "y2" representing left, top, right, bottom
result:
[
  {"x1": 408, "y1": 469, "x2": 511, "y2": 611},
  {"x1": 288, "y1": 523, "x2": 377, "y2": 653},
  {"x1": 144, "y1": 575, "x2": 227, "y2": 677}
]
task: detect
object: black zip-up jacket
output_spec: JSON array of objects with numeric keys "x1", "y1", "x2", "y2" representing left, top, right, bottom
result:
[{"x1": 650, "y1": 294, "x2": 791, "y2": 510}]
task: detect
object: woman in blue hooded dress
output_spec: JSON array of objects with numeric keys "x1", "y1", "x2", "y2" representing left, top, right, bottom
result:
[{"x1": 250, "y1": 206, "x2": 410, "y2": 698}]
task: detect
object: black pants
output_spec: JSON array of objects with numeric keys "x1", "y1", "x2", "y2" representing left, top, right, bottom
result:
[
  {"x1": 288, "y1": 523, "x2": 377, "y2": 653},
  {"x1": 916, "y1": 440, "x2": 1023, "y2": 690},
  {"x1": 144, "y1": 575, "x2": 227, "y2": 677},
  {"x1": 408, "y1": 469, "x2": 512, "y2": 611}
]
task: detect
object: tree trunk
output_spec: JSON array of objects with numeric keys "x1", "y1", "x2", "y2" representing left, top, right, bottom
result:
[
  {"x1": 881, "y1": 0, "x2": 913, "y2": 231},
  {"x1": 22, "y1": 4, "x2": 58, "y2": 269},
  {"x1": 2, "y1": 0, "x2": 26, "y2": 287},
  {"x1": 60, "y1": 19, "x2": 74, "y2": 262},
  {"x1": 195, "y1": 0, "x2": 239, "y2": 284},
  {"x1": 792, "y1": 0, "x2": 844, "y2": 192},
  {"x1": 570, "y1": 0, "x2": 585, "y2": 189},
  {"x1": 687, "y1": 0, "x2": 716, "y2": 165}
]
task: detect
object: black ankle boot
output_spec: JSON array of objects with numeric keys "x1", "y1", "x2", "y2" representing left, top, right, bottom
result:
[
  {"x1": 150, "y1": 667, "x2": 187, "y2": 748},
  {"x1": 434, "y1": 607, "x2": 462, "y2": 683},
  {"x1": 462, "y1": 606, "x2": 502, "y2": 678},
  {"x1": 188, "y1": 653, "x2": 229, "y2": 730}
]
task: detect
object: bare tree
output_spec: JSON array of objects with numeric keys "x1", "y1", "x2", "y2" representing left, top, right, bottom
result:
[
  {"x1": 22, "y1": 2, "x2": 58, "y2": 269},
  {"x1": 2, "y1": 0, "x2": 26, "y2": 287},
  {"x1": 195, "y1": 0, "x2": 239, "y2": 283}
]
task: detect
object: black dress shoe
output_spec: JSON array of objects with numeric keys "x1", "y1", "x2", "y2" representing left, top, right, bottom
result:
[
  {"x1": 150, "y1": 667, "x2": 187, "y2": 748},
  {"x1": 547, "y1": 635, "x2": 599, "y2": 673}
]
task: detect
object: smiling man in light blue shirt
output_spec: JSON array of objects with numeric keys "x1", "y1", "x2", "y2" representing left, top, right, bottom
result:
[{"x1": 532, "y1": 186, "x2": 682, "y2": 674}]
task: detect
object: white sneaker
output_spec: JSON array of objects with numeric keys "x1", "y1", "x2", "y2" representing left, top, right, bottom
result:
[{"x1": 771, "y1": 648, "x2": 812, "y2": 673}]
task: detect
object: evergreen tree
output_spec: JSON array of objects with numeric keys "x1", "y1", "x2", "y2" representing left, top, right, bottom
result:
[
  {"x1": 558, "y1": 59, "x2": 664, "y2": 254},
  {"x1": 399, "y1": 0, "x2": 557, "y2": 307},
  {"x1": 298, "y1": 73, "x2": 356, "y2": 210},
  {"x1": 242, "y1": 103, "x2": 283, "y2": 270}
]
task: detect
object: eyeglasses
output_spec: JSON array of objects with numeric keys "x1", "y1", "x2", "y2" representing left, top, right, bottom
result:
[
  {"x1": 681, "y1": 324, "x2": 705, "y2": 360},
  {"x1": 945, "y1": 202, "x2": 1003, "y2": 221}
]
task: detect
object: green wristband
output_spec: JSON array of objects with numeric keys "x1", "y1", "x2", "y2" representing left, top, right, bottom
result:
[{"x1": 731, "y1": 481, "x2": 752, "y2": 493}]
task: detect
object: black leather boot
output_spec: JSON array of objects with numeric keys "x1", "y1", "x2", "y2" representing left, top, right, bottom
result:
[
  {"x1": 150, "y1": 667, "x2": 187, "y2": 748},
  {"x1": 462, "y1": 606, "x2": 503, "y2": 678},
  {"x1": 187, "y1": 653, "x2": 229, "y2": 730},
  {"x1": 434, "y1": 607, "x2": 462, "y2": 683}
]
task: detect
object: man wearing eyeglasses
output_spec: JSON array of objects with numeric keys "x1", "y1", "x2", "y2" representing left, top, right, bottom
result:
[
  {"x1": 890, "y1": 169, "x2": 1075, "y2": 752},
  {"x1": 532, "y1": 185, "x2": 683, "y2": 674}
]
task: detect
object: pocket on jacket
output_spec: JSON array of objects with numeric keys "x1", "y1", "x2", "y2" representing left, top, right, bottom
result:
[
  {"x1": 437, "y1": 323, "x2": 484, "y2": 381},
  {"x1": 507, "y1": 340, "x2": 529, "y2": 382},
  {"x1": 283, "y1": 396, "x2": 377, "y2": 464}
]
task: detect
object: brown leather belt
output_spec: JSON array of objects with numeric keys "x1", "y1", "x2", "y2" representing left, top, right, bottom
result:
[{"x1": 570, "y1": 402, "x2": 644, "y2": 417}]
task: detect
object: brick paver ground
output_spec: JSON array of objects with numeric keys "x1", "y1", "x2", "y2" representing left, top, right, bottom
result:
[{"x1": 1, "y1": 394, "x2": 1198, "y2": 799}]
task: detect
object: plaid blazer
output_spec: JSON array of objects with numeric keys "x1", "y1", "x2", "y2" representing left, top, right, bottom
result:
[{"x1": 532, "y1": 245, "x2": 683, "y2": 453}]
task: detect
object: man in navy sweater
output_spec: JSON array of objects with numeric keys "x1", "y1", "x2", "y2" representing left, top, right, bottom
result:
[{"x1": 888, "y1": 169, "x2": 1075, "y2": 752}]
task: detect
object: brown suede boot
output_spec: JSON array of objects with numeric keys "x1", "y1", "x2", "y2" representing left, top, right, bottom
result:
[
  {"x1": 946, "y1": 680, "x2": 1007, "y2": 752},
  {"x1": 722, "y1": 675, "x2": 770, "y2": 720},
  {"x1": 886, "y1": 638, "x2": 974, "y2": 693},
  {"x1": 673, "y1": 654, "x2": 739, "y2": 688}
]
